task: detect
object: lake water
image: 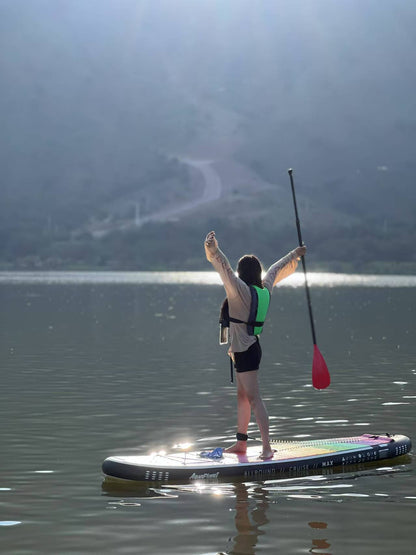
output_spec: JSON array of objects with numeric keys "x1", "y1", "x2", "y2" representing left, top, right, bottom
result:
[{"x1": 1, "y1": 272, "x2": 415, "y2": 554}]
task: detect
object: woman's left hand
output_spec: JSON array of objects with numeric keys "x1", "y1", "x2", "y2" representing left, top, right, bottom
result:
[
  {"x1": 205, "y1": 231, "x2": 218, "y2": 249},
  {"x1": 204, "y1": 230, "x2": 219, "y2": 259},
  {"x1": 295, "y1": 245, "x2": 307, "y2": 258}
]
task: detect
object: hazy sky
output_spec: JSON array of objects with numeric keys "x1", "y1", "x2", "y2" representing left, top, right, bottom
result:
[{"x1": 1, "y1": 0, "x2": 415, "y2": 191}]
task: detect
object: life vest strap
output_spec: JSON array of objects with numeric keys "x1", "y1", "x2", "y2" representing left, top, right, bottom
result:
[
  {"x1": 219, "y1": 286, "x2": 270, "y2": 337},
  {"x1": 229, "y1": 316, "x2": 265, "y2": 327}
]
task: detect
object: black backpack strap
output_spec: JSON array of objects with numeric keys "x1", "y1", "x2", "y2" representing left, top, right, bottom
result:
[
  {"x1": 221, "y1": 299, "x2": 246, "y2": 326},
  {"x1": 246, "y1": 286, "x2": 259, "y2": 335},
  {"x1": 220, "y1": 289, "x2": 264, "y2": 335},
  {"x1": 219, "y1": 298, "x2": 230, "y2": 327}
]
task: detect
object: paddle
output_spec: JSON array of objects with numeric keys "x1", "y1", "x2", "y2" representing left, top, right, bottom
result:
[{"x1": 288, "y1": 169, "x2": 330, "y2": 390}]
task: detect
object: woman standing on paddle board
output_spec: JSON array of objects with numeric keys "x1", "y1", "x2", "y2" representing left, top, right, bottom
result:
[{"x1": 204, "y1": 230, "x2": 306, "y2": 459}]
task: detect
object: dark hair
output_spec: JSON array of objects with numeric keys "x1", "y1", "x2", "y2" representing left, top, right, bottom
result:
[{"x1": 237, "y1": 255, "x2": 263, "y2": 287}]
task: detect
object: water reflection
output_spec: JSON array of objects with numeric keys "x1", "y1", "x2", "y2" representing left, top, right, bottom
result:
[
  {"x1": 102, "y1": 480, "x2": 270, "y2": 554},
  {"x1": 102, "y1": 459, "x2": 410, "y2": 554},
  {"x1": 308, "y1": 521, "x2": 331, "y2": 554},
  {"x1": 102, "y1": 480, "x2": 178, "y2": 499},
  {"x1": 230, "y1": 483, "x2": 268, "y2": 555}
]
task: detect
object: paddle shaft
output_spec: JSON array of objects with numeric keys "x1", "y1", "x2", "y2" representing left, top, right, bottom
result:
[{"x1": 288, "y1": 169, "x2": 317, "y2": 345}]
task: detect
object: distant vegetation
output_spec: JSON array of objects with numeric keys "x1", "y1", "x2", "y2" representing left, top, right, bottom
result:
[
  {"x1": 2, "y1": 208, "x2": 414, "y2": 275},
  {"x1": 1, "y1": 1, "x2": 415, "y2": 273}
]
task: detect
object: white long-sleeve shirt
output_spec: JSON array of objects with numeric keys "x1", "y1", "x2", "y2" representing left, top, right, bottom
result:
[{"x1": 207, "y1": 247, "x2": 300, "y2": 354}]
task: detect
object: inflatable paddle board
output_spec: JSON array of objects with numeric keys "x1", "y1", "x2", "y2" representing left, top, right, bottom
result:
[{"x1": 102, "y1": 433, "x2": 411, "y2": 483}]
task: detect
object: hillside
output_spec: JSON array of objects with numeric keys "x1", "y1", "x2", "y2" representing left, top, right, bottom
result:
[{"x1": 0, "y1": 0, "x2": 415, "y2": 272}]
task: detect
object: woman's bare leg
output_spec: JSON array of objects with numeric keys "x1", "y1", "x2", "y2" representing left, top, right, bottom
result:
[
  {"x1": 226, "y1": 371, "x2": 273, "y2": 458},
  {"x1": 225, "y1": 376, "x2": 252, "y2": 454},
  {"x1": 237, "y1": 371, "x2": 273, "y2": 458}
]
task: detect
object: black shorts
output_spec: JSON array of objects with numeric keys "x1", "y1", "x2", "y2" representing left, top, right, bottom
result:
[{"x1": 234, "y1": 339, "x2": 262, "y2": 373}]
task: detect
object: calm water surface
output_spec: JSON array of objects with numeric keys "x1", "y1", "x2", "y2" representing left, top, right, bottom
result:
[{"x1": 1, "y1": 272, "x2": 415, "y2": 554}]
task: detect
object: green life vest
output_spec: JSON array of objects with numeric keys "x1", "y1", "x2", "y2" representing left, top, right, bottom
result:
[{"x1": 219, "y1": 285, "x2": 271, "y2": 337}]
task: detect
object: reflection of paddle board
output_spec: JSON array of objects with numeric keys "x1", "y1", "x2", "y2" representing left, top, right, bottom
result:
[{"x1": 102, "y1": 433, "x2": 411, "y2": 483}]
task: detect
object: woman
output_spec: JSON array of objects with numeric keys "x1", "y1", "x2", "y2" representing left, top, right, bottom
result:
[{"x1": 204, "y1": 230, "x2": 306, "y2": 459}]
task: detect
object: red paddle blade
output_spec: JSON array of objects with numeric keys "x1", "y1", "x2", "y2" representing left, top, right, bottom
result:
[{"x1": 312, "y1": 345, "x2": 330, "y2": 390}]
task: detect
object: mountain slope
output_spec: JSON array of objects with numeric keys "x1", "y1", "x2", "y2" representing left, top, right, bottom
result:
[{"x1": 0, "y1": 0, "x2": 415, "y2": 270}]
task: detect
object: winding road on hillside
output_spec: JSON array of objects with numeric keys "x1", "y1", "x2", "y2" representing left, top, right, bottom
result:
[
  {"x1": 137, "y1": 158, "x2": 222, "y2": 225},
  {"x1": 85, "y1": 158, "x2": 223, "y2": 237}
]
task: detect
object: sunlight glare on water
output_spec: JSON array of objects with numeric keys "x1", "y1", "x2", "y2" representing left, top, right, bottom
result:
[{"x1": 1, "y1": 271, "x2": 416, "y2": 287}]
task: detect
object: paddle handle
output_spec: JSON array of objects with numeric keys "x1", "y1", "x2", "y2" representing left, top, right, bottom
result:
[{"x1": 288, "y1": 169, "x2": 317, "y2": 346}]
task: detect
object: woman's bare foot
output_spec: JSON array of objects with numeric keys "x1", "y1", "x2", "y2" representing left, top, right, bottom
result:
[
  {"x1": 259, "y1": 448, "x2": 275, "y2": 460},
  {"x1": 225, "y1": 441, "x2": 247, "y2": 454}
]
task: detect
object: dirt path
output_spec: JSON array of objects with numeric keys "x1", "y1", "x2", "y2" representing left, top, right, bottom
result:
[
  {"x1": 181, "y1": 159, "x2": 222, "y2": 203},
  {"x1": 137, "y1": 158, "x2": 222, "y2": 225},
  {"x1": 86, "y1": 100, "x2": 270, "y2": 236}
]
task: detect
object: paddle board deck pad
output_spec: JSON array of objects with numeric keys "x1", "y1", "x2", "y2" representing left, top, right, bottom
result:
[{"x1": 102, "y1": 433, "x2": 411, "y2": 483}]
